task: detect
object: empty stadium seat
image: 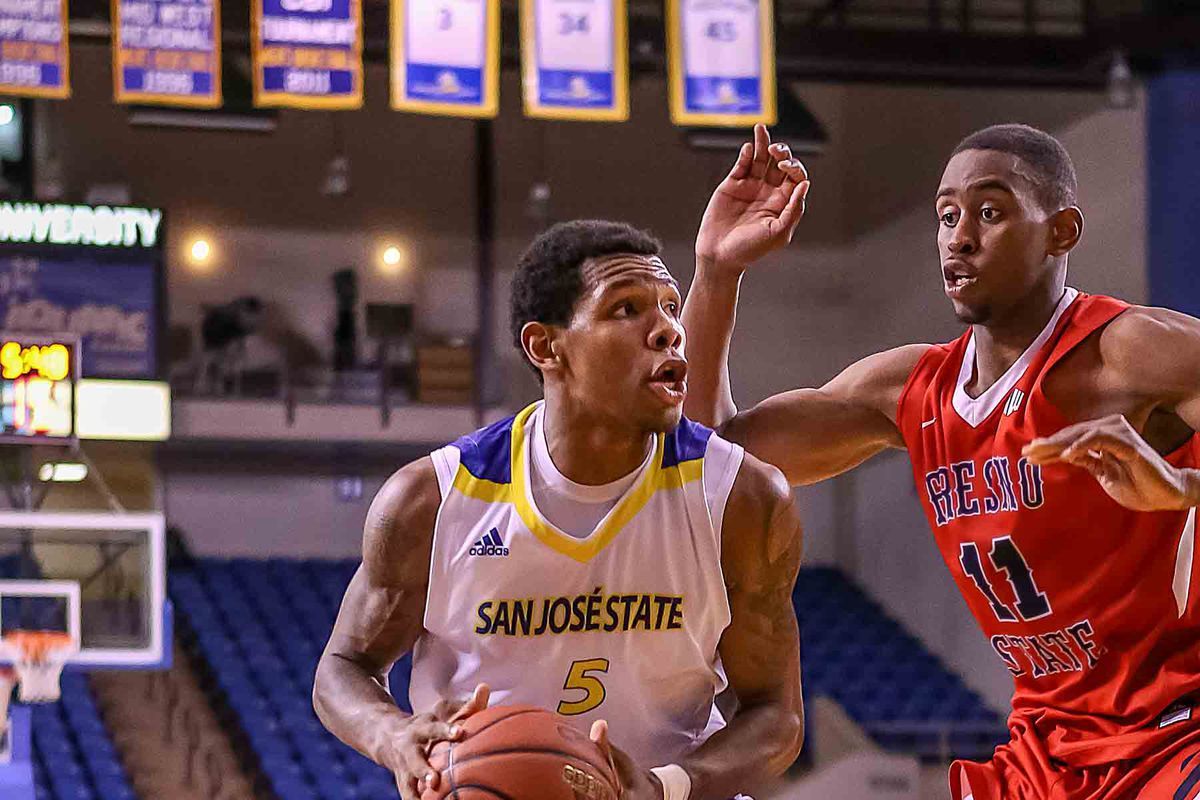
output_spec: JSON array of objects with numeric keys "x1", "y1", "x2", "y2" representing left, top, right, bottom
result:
[{"x1": 28, "y1": 673, "x2": 137, "y2": 800}]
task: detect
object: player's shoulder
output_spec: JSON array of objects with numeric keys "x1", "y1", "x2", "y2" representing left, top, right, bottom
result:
[
  {"x1": 727, "y1": 449, "x2": 794, "y2": 521},
  {"x1": 446, "y1": 412, "x2": 520, "y2": 484},
  {"x1": 721, "y1": 450, "x2": 802, "y2": 580},
  {"x1": 1097, "y1": 303, "x2": 1200, "y2": 390},
  {"x1": 362, "y1": 456, "x2": 441, "y2": 585}
]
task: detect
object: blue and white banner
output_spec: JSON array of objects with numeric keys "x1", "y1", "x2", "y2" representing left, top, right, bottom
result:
[
  {"x1": 667, "y1": 0, "x2": 775, "y2": 126},
  {"x1": 391, "y1": 0, "x2": 499, "y2": 118},
  {"x1": 114, "y1": 0, "x2": 221, "y2": 106},
  {"x1": 0, "y1": 256, "x2": 158, "y2": 379},
  {"x1": 253, "y1": 0, "x2": 363, "y2": 109},
  {"x1": 0, "y1": 0, "x2": 69, "y2": 98},
  {"x1": 520, "y1": 0, "x2": 627, "y2": 121}
]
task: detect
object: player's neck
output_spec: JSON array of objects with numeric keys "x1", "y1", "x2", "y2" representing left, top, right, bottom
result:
[
  {"x1": 971, "y1": 276, "x2": 1066, "y2": 393},
  {"x1": 539, "y1": 399, "x2": 655, "y2": 486}
]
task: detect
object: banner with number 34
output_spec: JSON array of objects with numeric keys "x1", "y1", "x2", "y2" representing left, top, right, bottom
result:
[{"x1": 520, "y1": 0, "x2": 629, "y2": 121}]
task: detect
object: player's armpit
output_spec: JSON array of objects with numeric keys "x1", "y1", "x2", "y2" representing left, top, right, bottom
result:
[
  {"x1": 679, "y1": 455, "x2": 804, "y2": 800},
  {"x1": 721, "y1": 344, "x2": 929, "y2": 486},
  {"x1": 313, "y1": 457, "x2": 442, "y2": 780}
]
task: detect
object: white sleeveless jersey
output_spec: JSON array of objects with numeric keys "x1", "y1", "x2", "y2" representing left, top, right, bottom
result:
[{"x1": 410, "y1": 402, "x2": 745, "y2": 765}]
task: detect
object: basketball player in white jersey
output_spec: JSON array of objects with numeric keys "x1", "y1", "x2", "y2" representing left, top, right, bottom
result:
[{"x1": 313, "y1": 220, "x2": 805, "y2": 800}]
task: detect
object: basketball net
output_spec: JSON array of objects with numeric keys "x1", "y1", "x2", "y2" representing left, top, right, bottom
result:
[{"x1": 0, "y1": 631, "x2": 76, "y2": 704}]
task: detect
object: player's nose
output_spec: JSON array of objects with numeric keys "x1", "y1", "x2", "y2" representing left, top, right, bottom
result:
[{"x1": 648, "y1": 310, "x2": 683, "y2": 351}]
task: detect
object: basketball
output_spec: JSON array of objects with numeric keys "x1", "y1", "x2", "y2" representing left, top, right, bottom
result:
[{"x1": 421, "y1": 705, "x2": 620, "y2": 800}]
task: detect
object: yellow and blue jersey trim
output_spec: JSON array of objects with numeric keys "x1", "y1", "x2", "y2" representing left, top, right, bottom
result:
[{"x1": 449, "y1": 404, "x2": 712, "y2": 562}]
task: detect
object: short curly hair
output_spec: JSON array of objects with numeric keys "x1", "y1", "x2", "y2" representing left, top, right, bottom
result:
[
  {"x1": 509, "y1": 220, "x2": 662, "y2": 368},
  {"x1": 951, "y1": 123, "x2": 1077, "y2": 211}
]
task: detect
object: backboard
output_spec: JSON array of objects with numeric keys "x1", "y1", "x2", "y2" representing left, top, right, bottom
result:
[{"x1": 0, "y1": 511, "x2": 167, "y2": 669}]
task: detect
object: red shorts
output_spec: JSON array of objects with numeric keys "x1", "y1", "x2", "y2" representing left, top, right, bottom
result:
[{"x1": 951, "y1": 713, "x2": 1200, "y2": 800}]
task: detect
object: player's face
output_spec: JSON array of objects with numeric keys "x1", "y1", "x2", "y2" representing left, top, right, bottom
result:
[
  {"x1": 936, "y1": 150, "x2": 1057, "y2": 325},
  {"x1": 559, "y1": 254, "x2": 686, "y2": 433}
]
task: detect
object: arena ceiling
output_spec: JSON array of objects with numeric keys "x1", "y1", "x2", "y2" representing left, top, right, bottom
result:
[{"x1": 66, "y1": 0, "x2": 1200, "y2": 88}]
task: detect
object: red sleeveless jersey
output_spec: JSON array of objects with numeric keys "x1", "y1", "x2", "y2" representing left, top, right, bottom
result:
[{"x1": 897, "y1": 289, "x2": 1200, "y2": 767}]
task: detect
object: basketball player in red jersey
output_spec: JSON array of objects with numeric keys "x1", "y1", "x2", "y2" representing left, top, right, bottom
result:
[{"x1": 681, "y1": 123, "x2": 1200, "y2": 799}]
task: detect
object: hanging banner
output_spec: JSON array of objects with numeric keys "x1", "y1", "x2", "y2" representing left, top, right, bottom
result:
[
  {"x1": 0, "y1": 0, "x2": 69, "y2": 98},
  {"x1": 252, "y1": 0, "x2": 363, "y2": 109},
  {"x1": 113, "y1": 0, "x2": 222, "y2": 106},
  {"x1": 391, "y1": 0, "x2": 500, "y2": 118},
  {"x1": 667, "y1": 0, "x2": 775, "y2": 126},
  {"x1": 520, "y1": 0, "x2": 627, "y2": 121}
]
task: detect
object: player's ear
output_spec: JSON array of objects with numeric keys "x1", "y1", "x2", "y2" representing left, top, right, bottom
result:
[
  {"x1": 1049, "y1": 206, "x2": 1084, "y2": 256},
  {"x1": 520, "y1": 321, "x2": 562, "y2": 378}
]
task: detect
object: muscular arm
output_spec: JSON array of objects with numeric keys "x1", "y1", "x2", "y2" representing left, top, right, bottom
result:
[
  {"x1": 678, "y1": 454, "x2": 805, "y2": 800},
  {"x1": 314, "y1": 458, "x2": 479, "y2": 798},
  {"x1": 1024, "y1": 306, "x2": 1200, "y2": 510},
  {"x1": 682, "y1": 268, "x2": 927, "y2": 485}
]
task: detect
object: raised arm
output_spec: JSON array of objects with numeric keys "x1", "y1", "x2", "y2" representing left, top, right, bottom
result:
[
  {"x1": 685, "y1": 123, "x2": 808, "y2": 428},
  {"x1": 313, "y1": 458, "x2": 487, "y2": 800},
  {"x1": 683, "y1": 125, "x2": 928, "y2": 486}
]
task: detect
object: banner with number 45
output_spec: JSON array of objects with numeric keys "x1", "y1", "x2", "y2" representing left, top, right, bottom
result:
[
  {"x1": 667, "y1": 0, "x2": 776, "y2": 126},
  {"x1": 520, "y1": 0, "x2": 628, "y2": 121}
]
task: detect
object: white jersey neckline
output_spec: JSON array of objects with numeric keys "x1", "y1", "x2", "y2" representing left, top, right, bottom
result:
[
  {"x1": 952, "y1": 287, "x2": 1078, "y2": 428},
  {"x1": 517, "y1": 401, "x2": 662, "y2": 547}
]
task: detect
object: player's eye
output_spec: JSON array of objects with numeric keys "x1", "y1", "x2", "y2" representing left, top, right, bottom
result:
[
  {"x1": 940, "y1": 210, "x2": 958, "y2": 226},
  {"x1": 664, "y1": 301, "x2": 679, "y2": 316},
  {"x1": 981, "y1": 206, "x2": 1001, "y2": 221},
  {"x1": 613, "y1": 300, "x2": 637, "y2": 318}
]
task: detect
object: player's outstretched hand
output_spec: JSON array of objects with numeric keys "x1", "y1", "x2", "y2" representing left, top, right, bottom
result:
[
  {"x1": 387, "y1": 683, "x2": 490, "y2": 800},
  {"x1": 589, "y1": 720, "x2": 664, "y2": 800},
  {"x1": 695, "y1": 122, "x2": 811, "y2": 275},
  {"x1": 1023, "y1": 415, "x2": 1198, "y2": 512}
]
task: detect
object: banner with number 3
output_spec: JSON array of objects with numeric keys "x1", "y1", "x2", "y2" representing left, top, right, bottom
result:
[
  {"x1": 667, "y1": 0, "x2": 775, "y2": 126},
  {"x1": 391, "y1": 0, "x2": 501, "y2": 117},
  {"x1": 520, "y1": 0, "x2": 628, "y2": 121}
]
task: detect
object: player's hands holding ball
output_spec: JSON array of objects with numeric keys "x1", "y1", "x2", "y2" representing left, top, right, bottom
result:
[
  {"x1": 590, "y1": 720, "x2": 664, "y2": 800},
  {"x1": 695, "y1": 123, "x2": 811, "y2": 276},
  {"x1": 385, "y1": 683, "x2": 490, "y2": 800}
]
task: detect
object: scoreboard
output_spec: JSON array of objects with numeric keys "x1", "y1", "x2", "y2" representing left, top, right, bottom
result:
[{"x1": 0, "y1": 335, "x2": 77, "y2": 441}]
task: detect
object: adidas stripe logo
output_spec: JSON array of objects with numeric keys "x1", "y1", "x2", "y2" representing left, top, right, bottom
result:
[{"x1": 469, "y1": 528, "x2": 509, "y2": 557}]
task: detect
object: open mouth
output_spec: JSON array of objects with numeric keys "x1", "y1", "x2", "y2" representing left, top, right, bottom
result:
[
  {"x1": 943, "y1": 263, "x2": 977, "y2": 293},
  {"x1": 648, "y1": 360, "x2": 687, "y2": 403}
]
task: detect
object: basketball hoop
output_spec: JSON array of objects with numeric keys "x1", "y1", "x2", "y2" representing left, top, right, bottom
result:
[{"x1": 0, "y1": 631, "x2": 77, "y2": 703}]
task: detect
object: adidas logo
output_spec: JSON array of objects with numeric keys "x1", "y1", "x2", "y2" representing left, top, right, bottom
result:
[
  {"x1": 1004, "y1": 388, "x2": 1025, "y2": 417},
  {"x1": 469, "y1": 528, "x2": 509, "y2": 557}
]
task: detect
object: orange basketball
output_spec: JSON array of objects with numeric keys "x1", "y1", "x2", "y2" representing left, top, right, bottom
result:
[{"x1": 421, "y1": 705, "x2": 620, "y2": 800}]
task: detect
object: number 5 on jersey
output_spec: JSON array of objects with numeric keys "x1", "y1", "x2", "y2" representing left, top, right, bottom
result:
[{"x1": 558, "y1": 658, "x2": 609, "y2": 715}]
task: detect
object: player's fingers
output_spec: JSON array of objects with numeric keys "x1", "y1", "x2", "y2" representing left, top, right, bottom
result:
[
  {"x1": 779, "y1": 157, "x2": 809, "y2": 183},
  {"x1": 397, "y1": 745, "x2": 437, "y2": 797},
  {"x1": 779, "y1": 181, "x2": 810, "y2": 234},
  {"x1": 763, "y1": 142, "x2": 790, "y2": 187},
  {"x1": 395, "y1": 770, "x2": 420, "y2": 800},
  {"x1": 589, "y1": 719, "x2": 612, "y2": 756},
  {"x1": 411, "y1": 718, "x2": 460, "y2": 745},
  {"x1": 1062, "y1": 432, "x2": 1138, "y2": 462},
  {"x1": 726, "y1": 142, "x2": 752, "y2": 180},
  {"x1": 750, "y1": 124, "x2": 772, "y2": 178},
  {"x1": 455, "y1": 683, "x2": 490, "y2": 721}
]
